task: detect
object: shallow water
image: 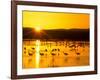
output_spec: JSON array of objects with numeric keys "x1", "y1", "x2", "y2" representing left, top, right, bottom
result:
[{"x1": 22, "y1": 40, "x2": 89, "y2": 69}]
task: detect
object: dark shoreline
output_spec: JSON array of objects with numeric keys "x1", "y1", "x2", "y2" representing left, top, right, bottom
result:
[{"x1": 23, "y1": 28, "x2": 89, "y2": 41}]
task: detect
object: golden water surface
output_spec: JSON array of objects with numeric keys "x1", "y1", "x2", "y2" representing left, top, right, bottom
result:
[{"x1": 22, "y1": 40, "x2": 89, "y2": 69}]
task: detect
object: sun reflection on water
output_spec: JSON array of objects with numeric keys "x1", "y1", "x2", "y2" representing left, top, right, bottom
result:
[{"x1": 35, "y1": 40, "x2": 40, "y2": 68}]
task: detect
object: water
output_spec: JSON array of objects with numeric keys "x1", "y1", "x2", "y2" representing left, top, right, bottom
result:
[{"x1": 22, "y1": 40, "x2": 89, "y2": 69}]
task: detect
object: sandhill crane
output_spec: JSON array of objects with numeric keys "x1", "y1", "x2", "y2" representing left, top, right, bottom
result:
[
  {"x1": 58, "y1": 49, "x2": 60, "y2": 51},
  {"x1": 64, "y1": 52, "x2": 68, "y2": 56},
  {"x1": 28, "y1": 49, "x2": 34, "y2": 56},
  {"x1": 28, "y1": 52, "x2": 33, "y2": 56},
  {"x1": 51, "y1": 53, "x2": 56, "y2": 56},
  {"x1": 40, "y1": 53, "x2": 44, "y2": 56},
  {"x1": 45, "y1": 49, "x2": 47, "y2": 52},
  {"x1": 24, "y1": 47, "x2": 26, "y2": 50},
  {"x1": 32, "y1": 48, "x2": 35, "y2": 50},
  {"x1": 76, "y1": 52, "x2": 80, "y2": 55}
]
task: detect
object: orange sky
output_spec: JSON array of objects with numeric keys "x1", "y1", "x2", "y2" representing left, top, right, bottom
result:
[{"x1": 23, "y1": 11, "x2": 90, "y2": 29}]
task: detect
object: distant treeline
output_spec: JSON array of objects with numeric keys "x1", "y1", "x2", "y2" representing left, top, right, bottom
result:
[{"x1": 23, "y1": 28, "x2": 89, "y2": 41}]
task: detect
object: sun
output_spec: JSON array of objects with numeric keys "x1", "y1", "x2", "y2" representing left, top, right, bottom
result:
[{"x1": 35, "y1": 27, "x2": 41, "y2": 32}]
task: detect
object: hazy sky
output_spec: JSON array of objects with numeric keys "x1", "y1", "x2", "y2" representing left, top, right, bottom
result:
[{"x1": 23, "y1": 11, "x2": 90, "y2": 29}]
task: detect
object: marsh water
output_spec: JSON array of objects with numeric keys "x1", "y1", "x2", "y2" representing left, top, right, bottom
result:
[{"x1": 22, "y1": 40, "x2": 89, "y2": 69}]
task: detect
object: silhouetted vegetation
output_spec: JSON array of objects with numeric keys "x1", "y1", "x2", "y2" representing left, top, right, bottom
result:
[{"x1": 23, "y1": 28, "x2": 89, "y2": 41}]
